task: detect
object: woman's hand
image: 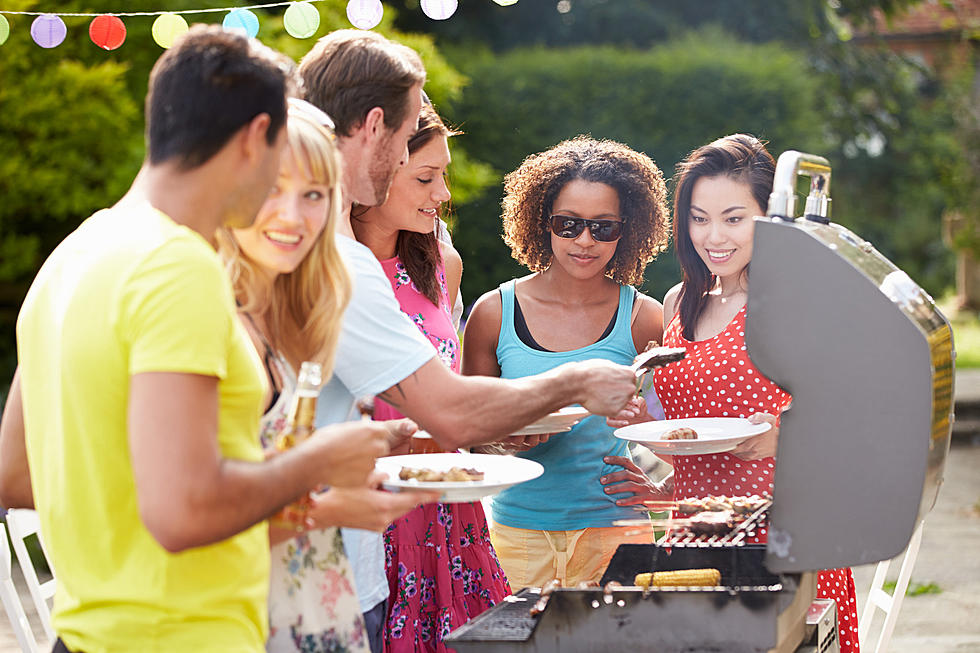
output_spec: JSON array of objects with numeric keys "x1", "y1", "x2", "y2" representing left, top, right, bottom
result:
[
  {"x1": 606, "y1": 396, "x2": 654, "y2": 429},
  {"x1": 308, "y1": 471, "x2": 439, "y2": 532},
  {"x1": 600, "y1": 456, "x2": 673, "y2": 506},
  {"x1": 731, "y1": 412, "x2": 779, "y2": 460}
]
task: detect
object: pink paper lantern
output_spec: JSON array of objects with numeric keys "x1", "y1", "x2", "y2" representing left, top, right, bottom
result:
[
  {"x1": 89, "y1": 15, "x2": 127, "y2": 51},
  {"x1": 31, "y1": 14, "x2": 67, "y2": 49}
]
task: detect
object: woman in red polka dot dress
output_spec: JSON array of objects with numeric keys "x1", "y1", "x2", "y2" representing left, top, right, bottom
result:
[{"x1": 604, "y1": 135, "x2": 859, "y2": 652}]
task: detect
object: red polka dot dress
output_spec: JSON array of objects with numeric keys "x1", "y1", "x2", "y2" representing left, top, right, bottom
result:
[{"x1": 653, "y1": 305, "x2": 860, "y2": 653}]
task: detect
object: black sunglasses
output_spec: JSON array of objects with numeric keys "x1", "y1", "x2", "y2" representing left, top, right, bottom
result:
[{"x1": 549, "y1": 215, "x2": 624, "y2": 242}]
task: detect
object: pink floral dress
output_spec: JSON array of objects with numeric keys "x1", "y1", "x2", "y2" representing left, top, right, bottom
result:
[
  {"x1": 373, "y1": 256, "x2": 511, "y2": 652},
  {"x1": 653, "y1": 306, "x2": 860, "y2": 653},
  {"x1": 258, "y1": 354, "x2": 369, "y2": 653}
]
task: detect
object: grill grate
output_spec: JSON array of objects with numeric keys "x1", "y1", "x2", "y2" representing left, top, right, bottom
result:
[
  {"x1": 445, "y1": 588, "x2": 540, "y2": 642},
  {"x1": 662, "y1": 498, "x2": 772, "y2": 548}
]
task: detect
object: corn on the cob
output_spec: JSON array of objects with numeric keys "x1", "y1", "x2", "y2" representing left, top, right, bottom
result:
[{"x1": 633, "y1": 568, "x2": 721, "y2": 588}]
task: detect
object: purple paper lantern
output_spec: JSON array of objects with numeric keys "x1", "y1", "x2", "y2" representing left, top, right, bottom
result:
[{"x1": 31, "y1": 14, "x2": 67, "y2": 49}]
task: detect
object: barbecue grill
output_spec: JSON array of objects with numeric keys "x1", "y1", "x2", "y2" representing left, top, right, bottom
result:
[{"x1": 445, "y1": 151, "x2": 955, "y2": 653}]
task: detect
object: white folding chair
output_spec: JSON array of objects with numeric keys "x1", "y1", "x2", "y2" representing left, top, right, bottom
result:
[
  {"x1": 5, "y1": 509, "x2": 55, "y2": 644},
  {"x1": 0, "y1": 522, "x2": 41, "y2": 653},
  {"x1": 859, "y1": 518, "x2": 925, "y2": 653}
]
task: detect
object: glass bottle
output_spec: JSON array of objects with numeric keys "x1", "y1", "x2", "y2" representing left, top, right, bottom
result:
[{"x1": 271, "y1": 361, "x2": 322, "y2": 531}]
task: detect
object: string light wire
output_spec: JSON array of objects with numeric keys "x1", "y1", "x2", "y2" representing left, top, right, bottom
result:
[{"x1": 0, "y1": 1, "x2": 326, "y2": 17}]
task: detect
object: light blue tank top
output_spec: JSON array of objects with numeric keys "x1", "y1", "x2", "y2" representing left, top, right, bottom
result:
[{"x1": 492, "y1": 279, "x2": 641, "y2": 530}]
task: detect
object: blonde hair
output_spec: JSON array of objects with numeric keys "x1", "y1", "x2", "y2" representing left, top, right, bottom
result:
[{"x1": 217, "y1": 107, "x2": 350, "y2": 376}]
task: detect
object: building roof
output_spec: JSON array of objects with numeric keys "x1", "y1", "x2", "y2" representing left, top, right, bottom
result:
[{"x1": 868, "y1": 0, "x2": 980, "y2": 38}]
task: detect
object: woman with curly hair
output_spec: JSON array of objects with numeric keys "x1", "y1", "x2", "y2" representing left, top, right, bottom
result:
[{"x1": 461, "y1": 135, "x2": 670, "y2": 588}]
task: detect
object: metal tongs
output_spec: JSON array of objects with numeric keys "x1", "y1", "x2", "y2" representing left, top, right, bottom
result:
[{"x1": 631, "y1": 346, "x2": 686, "y2": 392}]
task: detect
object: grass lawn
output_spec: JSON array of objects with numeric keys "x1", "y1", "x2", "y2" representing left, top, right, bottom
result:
[{"x1": 940, "y1": 297, "x2": 980, "y2": 369}]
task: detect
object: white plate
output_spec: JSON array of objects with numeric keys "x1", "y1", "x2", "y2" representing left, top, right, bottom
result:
[
  {"x1": 510, "y1": 406, "x2": 590, "y2": 436},
  {"x1": 614, "y1": 417, "x2": 771, "y2": 455},
  {"x1": 377, "y1": 453, "x2": 545, "y2": 503}
]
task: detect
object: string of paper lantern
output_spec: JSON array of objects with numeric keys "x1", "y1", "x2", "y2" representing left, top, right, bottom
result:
[
  {"x1": 0, "y1": 0, "x2": 520, "y2": 49},
  {"x1": 0, "y1": 1, "x2": 325, "y2": 49}
]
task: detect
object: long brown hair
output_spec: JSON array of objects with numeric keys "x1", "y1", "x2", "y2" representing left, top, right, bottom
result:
[
  {"x1": 354, "y1": 103, "x2": 459, "y2": 306},
  {"x1": 672, "y1": 134, "x2": 775, "y2": 340}
]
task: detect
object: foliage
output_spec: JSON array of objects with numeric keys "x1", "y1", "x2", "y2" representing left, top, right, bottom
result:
[
  {"x1": 388, "y1": 0, "x2": 920, "y2": 51},
  {"x1": 445, "y1": 30, "x2": 823, "y2": 305},
  {"x1": 882, "y1": 579, "x2": 942, "y2": 596},
  {"x1": 948, "y1": 311, "x2": 980, "y2": 368},
  {"x1": 806, "y1": 38, "x2": 961, "y2": 293},
  {"x1": 0, "y1": 0, "x2": 491, "y2": 395},
  {"x1": 392, "y1": 0, "x2": 966, "y2": 310}
]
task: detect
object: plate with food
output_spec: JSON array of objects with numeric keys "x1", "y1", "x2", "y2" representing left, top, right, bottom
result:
[
  {"x1": 613, "y1": 417, "x2": 771, "y2": 455},
  {"x1": 510, "y1": 406, "x2": 591, "y2": 436},
  {"x1": 376, "y1": 452, "x2": 545, "y2": 503}
]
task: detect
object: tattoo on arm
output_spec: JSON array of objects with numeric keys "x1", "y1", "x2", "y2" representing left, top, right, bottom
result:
[{"x1": 377, "y1": 371, "x2": 419, "y2": 408}]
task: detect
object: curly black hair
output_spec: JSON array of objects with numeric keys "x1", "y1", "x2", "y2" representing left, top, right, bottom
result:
[{"x1": 501, "y1": 135, "x2": 670, "y2": 286}]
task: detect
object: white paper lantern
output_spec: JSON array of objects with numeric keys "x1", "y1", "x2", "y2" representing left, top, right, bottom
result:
[
  {"x1": 346, "y1": 0, "x2": 384, "y2": 30},
  {"x1": 493, "y1": 0, "x2": 519, "y2": 5},
  {"x1": 420, "y1": 0, "x2": 458, "y2": 21}
]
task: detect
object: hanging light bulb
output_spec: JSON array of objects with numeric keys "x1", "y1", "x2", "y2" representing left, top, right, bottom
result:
[
  {"x1": 346, "y1": 0, "x2": 384, "y2": 30},
  {"x1": 421, "y1": 0, "x2": 458, "y2": 21}
]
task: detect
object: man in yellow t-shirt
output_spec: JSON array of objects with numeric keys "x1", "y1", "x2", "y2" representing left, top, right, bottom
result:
[{"x1": 0, "y1": 26, "x2": 390, "y2": 653}]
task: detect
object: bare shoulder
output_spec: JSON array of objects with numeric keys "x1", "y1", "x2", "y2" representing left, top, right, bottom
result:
[
  {"x1": 437, "y1": 239, "x2": 462, "y2": 271},
  {"x1": 662, "y1": 283, "x2": 684, "y2": 327},
  {"x1": 461, "y1": 289, "x2": 503, "y2": 376},
  {"x1": 465, "y1": 288, "x2": 502, "y2": 332},
  {"x1": 631, "y1": 290, "x2": 665, "y2": 351}
]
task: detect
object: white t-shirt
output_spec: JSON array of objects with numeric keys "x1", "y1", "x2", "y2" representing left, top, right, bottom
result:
[{"x1": 315, "y1": 235, "x2": 436, "y2": 613}]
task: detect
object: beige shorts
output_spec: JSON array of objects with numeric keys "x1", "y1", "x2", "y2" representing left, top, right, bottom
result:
[{"x1": 489, "y1": 521, "x2": 654, "y2": 589}]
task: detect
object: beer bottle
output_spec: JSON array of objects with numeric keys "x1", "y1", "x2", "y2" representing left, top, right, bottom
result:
[
  {"x1": 272, "y1": 361, "x2": 322, "y2": 531},
  {"x1": 276, "y1": 361, "x2": 322, "y2": 451}
]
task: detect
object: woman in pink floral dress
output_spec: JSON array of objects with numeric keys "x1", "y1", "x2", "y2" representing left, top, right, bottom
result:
[{"x1": 353, "y1": 104, "x2": 511, "y2": 652}]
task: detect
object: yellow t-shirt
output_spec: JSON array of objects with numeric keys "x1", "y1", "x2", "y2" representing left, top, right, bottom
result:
[{"x1": 16, "y1": 203, "x2": 269, "y2": 653}]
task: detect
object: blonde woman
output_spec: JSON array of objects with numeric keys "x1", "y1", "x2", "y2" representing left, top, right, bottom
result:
[{"x1": 218, "y1": 99, "x2": 426, "y2": 653}]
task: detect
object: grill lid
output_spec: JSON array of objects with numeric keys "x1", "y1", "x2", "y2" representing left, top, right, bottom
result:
[{"x1": 746, "y1": 151, "x2": 954, "y2": 573}]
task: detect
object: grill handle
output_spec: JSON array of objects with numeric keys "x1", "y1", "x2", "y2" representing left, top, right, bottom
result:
[{"x1": 767, "y1": 150, "x2": 833, "y2": 223}]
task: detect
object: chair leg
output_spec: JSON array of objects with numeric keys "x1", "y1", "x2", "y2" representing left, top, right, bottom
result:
[
  {"x1": 858, "y1": 519, "x2": 925, "y2": 653},
  {"x1": 873, "y1": 520, "x2": 924, "y2": 653}
]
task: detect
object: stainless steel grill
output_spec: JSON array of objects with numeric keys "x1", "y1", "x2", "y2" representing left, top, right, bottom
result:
[{"x1": 446, "y1": 150, "x2": 954, "y2": 653}]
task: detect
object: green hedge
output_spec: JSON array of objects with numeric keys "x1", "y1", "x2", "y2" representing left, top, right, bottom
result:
[{"x1": 445, "y1": 31, "x2": 824, "y2": 306}]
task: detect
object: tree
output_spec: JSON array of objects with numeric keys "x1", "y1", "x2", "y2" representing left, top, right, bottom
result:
[
  {"x1": 0, "y1": 0, "x2": 490, "y2": 396},
  {"x1": 445, "y1": 31, "x2": 825, "y2": 305}
]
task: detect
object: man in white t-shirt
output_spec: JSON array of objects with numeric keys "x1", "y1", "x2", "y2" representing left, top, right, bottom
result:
[{"x1": 300, "y1": 30, "x2": 637, "y2": 652}]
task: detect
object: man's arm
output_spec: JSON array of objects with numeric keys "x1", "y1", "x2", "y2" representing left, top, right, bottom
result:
[
  {"x1": 0, "y1": 368, "x2": 34, "y2": 509},
  {"x1": 129, "y1": 372, "x2": 389, "y2": 553},
  {"x1": 379, "y1": 355, "x2": 635, "y2": 451}
]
